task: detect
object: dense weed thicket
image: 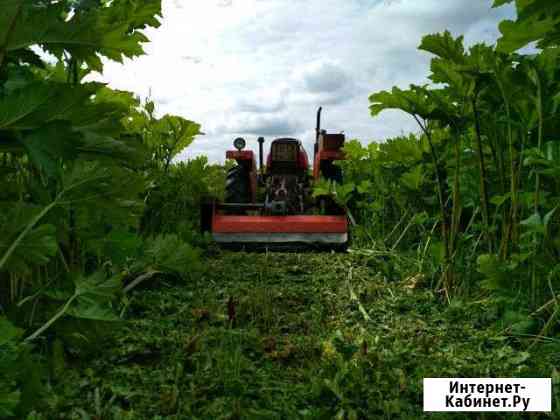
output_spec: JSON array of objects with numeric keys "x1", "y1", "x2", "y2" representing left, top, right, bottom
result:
[
  {"x1": 0, "y1": 1, "x2": 219, "y2": 417},
  {"x1": 0, "y1": 0, "x2": 559, "y2": 418},
  {"x1": 340, "y1": 0, "x2": 560, "y2": 338}
]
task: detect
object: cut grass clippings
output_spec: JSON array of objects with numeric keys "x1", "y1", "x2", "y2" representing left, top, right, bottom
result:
[{"x1": 47, "y1": 251, "x2": 559, "y2": 419}]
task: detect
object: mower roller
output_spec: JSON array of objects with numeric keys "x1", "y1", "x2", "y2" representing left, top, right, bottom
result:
[{"x1": 201, "y1": 107, "x2": 348, "y2": 249}]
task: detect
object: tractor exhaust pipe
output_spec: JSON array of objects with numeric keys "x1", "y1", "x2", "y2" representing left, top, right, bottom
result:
[
  {"x1": 315, "y1": 107, "x2": 322, "y2": 159},
  {"x1": 257, "y1": 136, "x2": 265, "y2": 173}
]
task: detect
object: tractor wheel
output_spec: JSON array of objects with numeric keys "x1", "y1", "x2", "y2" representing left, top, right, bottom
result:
[
  {"x1": 329, "y1": 165, "x2": 343, "y2": 183},
  {"x1": 200, "y1": 196, "x2": 214, "y2": 233},
  {"x1": 225, "y1": 165, "x2": 250, "y2": 203},
  {"x1": 321, "y1": 161, "x2": 343, "y2": 183}
]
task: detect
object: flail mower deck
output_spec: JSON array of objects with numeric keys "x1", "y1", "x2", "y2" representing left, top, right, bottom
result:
[{"x1": 201, "y1": 107, "x2": 349, "y2": 250}]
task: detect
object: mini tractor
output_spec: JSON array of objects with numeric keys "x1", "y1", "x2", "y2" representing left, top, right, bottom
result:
[{"x1": 201, "y1": 107, "x2": 348, "y2": 249}]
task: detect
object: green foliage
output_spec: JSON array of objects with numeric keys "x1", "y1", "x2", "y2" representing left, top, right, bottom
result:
[
  {"x1": 369, "y1": 85, "x2": 438, "y2": 121},
  {"x1": 0, "y1": 317, "x2": 43, "y2": 420},
  {"x1": 336, "y1": 135, "x2": 433, "y2": 250},
  {"x1": 124, "y1": 100, "x2": 202, "y2": 172},
  {"x1": 364, "y1": 13, "x2": 560, "y2": 313},
  {"x1": 0, "y1": 318, "x2": 23, "y2": 418},
  {"x1": 137, "y1": 234, "x2": 202, "y2": 278},
  {"x1": 141, "y1": 156, "x2": 227, "y2": 242},
  {"x1": 150, "y1": 115, "x2": 201, "y2": 164},
  {"x1": 313, "y1": 178, "x2": 355, "y2": 207},
  {"x1": 420, "y1": 31, "x2": 466, "y2": 64},
  {"x1": 1, "y1": 0, "x2": 161, "y2": 72},
  {"x1": 0, "y1": 0, "x2": 208, "y2": 416},
  {"x1": 68, "y1": 271, "x2": 122, "y2": 321},
  {"x1": 36, "y1": 252, "x2": 559, "y2": 418},
  {"x1": 494, "y1": 0, "x2": 560, "y2": 52}
]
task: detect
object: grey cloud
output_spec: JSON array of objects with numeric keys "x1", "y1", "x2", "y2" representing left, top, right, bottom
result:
[
  {"x1": 285, "y1": 60, "x2": 358, "y2": 107},
  {"x1": 224, "y1": 114, "x2": 303, "y2": 136},
  {"x1": 302, "y1": 62, "x2": 353, "y2": 93},
  {"x1": 289, "y1": 90, "x2": 353, "y2": 108},
  {"x1": 235, "y1": 92, "x2": 286, "y2": 113},
  {"x1": 236, "y1": 100, "x2": 285, "y2": 113},
  {"x1": 369, "y1": 0, "x2": 514, "y2": 36}
]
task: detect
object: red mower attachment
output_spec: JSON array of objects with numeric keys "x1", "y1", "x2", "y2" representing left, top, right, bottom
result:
[{"x1": 212, "y1": 213, "x2": 348, "y2": 245}]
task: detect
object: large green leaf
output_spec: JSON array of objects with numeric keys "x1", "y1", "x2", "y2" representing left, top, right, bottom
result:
[
  {"x1": 400, "y1": 165, "x2": 425, "y2": 190},
  {"x1": 151, "y1": 115, "x2": 202, "y2": 160},
  {"x1": 0, "y1": 215, "x2": 58, "y2": 274},
  {"x1": 74, "y1": 271, "x2": 121, "y2": 300},
  {"x1": 1, "y1": 0, "x2": 162, "y2": 71},
  {"x1": 0, "y1": 0, "x2": 22, "y2": 49},
  {"x1": 0, "y1": 317, "x2": 22, "y2": 346},
  {"x1": 68, "y1": 272, "x2": 121, "y2": 321},
  {"x1": 369, "y1": 86, "x2": 432, "y2": 119},
  {"x1": 369, "y1": 85, "x2": 453, "y2": 124},
  {"x1": 25, "y1": 271, "x2": 122, "y2": 341},
  {"x1": 71, "y1": 87, "x2": 139, "y2": 135},
  {"x1": 0, "y1": 80, "x2": 147, "y2": 168},
  {"x1": 139, "y1": 234, "x2": 202, "y2": 277},
  {"x1": 492, "y1": 0, "x2": 513, "y2": 6},
  {"x1": 422, "y1": 35, "x2": 496, "y2": 103},
  {"x1": 477, "y1": 254, "x2": 508, "y2": 290},
  {"x1": 495, "y1": 0, "x2": 560, "y2": 52},
  {"x1": 497, "y1": 19, "x2": 555, "y2": 53},
  {"x1": 21, "y1": 121, "x2": 82, "y2": 176},
  {"x1": 0, "y1": 81, "x2": 101, "y2": 130},
  {"x1": 85, "y1": 230, "x2": 142, "y2": 266},
  {"x1": 429, "y1": 57, "x2": 465, "y2": 87},
  {"x1": 419, "y1": 31, "x2": 466, "y2": 65},
  {"x1": 0, "y1": 391, "x2": 20, "y2": 418},
  {"x1": 520, "y1": 212, "x2": 546, "y2": 235},
  {"x1": 67, "y1": 302, "x2": 119, "y2": 321}
]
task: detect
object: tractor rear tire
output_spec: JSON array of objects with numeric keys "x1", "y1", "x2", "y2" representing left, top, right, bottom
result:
[
  {"x1": 200, "y1": 196, "x2": 214, "y2": 233},
  {"x1": 225, "y1": 165, "x2": 250, "y2": 203},
  {"x1": 320, "y1": 161, "x2": 343, "y2": 183}
]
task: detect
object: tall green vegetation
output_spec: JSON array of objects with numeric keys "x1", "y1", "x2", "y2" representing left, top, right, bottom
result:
[
  {"x1": 339, "y1": 0, "x2": 559, "y2": 341},
  {"x1": 124, "y1": 100, "x2": 228, "y2": 242},
  {"x1": 0, "y1": 1, "x2": 211, "y2": 416}
]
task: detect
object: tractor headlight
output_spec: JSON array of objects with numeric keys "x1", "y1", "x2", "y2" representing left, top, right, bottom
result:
[{"x1": 233, "y1": 137, "x2": 246, "y2": 151}]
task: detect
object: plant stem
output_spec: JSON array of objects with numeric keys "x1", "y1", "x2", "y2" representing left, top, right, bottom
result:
[
  {"x1": 0, "y1": 200, "x2": 58, "y2": 272},
  {"x1": 450, "y1": 129, "x2": 462, "y2": 257},
  {"x1": 534, "y1": 68, "x2": 544, "y2": 213},
  {"x1": 391, "y1": 215, "x2": 416, "y2": 251},
  {"x1": 472, "y1": 96, "x2": 492, "y2": 252},
  {"x1": 0, "y1": 1, "x2": 23, "y2": 71},
  {"x1": 412, "y1": 115, "x2": 452, "y2": 290},
  {"x1": 25, "y1": 292, "x2": 78, "y2": 342},
  {"x1": 496, "y1": 76, "x2": 518, "y2": 254},
  {"x1": 123, "y1": 270, "x2": 162, "y2": 294}
]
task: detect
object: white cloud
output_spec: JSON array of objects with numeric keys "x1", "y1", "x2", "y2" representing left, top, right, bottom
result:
[
  {"x1": 90, "y1": 0, "x2": 515, "y2": 162},
  {"x1": 221, "y1": 112, "x2": 303, "y2": 136}
]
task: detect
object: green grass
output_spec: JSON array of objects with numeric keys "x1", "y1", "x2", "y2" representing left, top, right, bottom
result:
[{"x1": 47, "y1": 251, "x2": 558, "y2": 419}]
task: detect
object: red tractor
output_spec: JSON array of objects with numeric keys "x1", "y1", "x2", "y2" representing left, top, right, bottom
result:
[{"x1": 201, "y1": 107, "x2": 348, "y2": 248}]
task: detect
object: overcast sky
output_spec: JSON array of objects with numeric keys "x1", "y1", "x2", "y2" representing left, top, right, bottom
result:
[{"x1": 92, "y1": 0, "x2": 515, "y2": 163}]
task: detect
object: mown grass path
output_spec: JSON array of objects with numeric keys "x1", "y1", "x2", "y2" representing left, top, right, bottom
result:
[{"x1": 53, "y1": 252, "x2": 557, "y2": 419}]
